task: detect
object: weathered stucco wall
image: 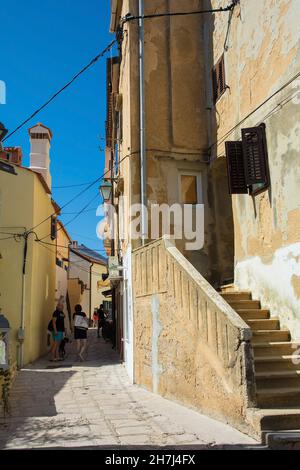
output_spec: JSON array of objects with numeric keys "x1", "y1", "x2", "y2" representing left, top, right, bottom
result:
[
  {"x1": 207, "y1": 0, "x2": 300, "y2": 335},
  {"x1": 115, "y1": 0, "x2": 234, "y2": 284},
  {"x1": 133, "y1": 238, "x2": 256, "y2": 436}
]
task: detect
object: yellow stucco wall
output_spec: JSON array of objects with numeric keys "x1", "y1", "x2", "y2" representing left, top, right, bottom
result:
[
  {"x1": 0, "y1": 166, "x2": 56, "y2": 366},
  {"x1": 112, "y1": 0, "x2": 234, "y2": 285}
]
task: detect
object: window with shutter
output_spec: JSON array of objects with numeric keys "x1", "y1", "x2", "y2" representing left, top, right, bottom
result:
[
  {"x1": 242, "y1": 124, "x2": 267, "y2": 185},
  {"x1": 212, "y1": 55, "x2": 226, "y2": 103},
  {"x1": 51, "y1": 216, "x2": 57, "y2": 240},
  {"x1": 225, "y1": 123, "x2": 270, "y2": 196},
  {"x1": 225, "y1": 141, "x2": 248, "y2": 194}
]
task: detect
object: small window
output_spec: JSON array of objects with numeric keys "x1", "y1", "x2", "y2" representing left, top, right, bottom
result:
[
  {"x1": 212, "y1": 54, "x2": 226, "y2": 103},
  {"x1": 179, "y1": 173, "x2": 202, "y2": 204}
]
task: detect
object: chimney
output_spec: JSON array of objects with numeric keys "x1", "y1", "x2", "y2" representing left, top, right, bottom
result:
[
  {"x1": 0, "y1": 147, "x2": 23, "y2": 166},
  {"x1": 28, "y1": 123, "x2": 52, "y2": 190}
]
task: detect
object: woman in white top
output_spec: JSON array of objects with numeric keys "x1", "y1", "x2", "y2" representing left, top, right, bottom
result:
[{"x1": 73, "y1": 304, "x2": 88, "y2": 361}]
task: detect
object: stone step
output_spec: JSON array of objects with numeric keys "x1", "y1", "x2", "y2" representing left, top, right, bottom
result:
[
  {"x1": 247, "y1": 407, "x2": 300, "y2": 440},
  {"x1": 265, "y1": 431, "x2": 300, "y2": 449},
  {"x1": 256, "y1": 370, "x2": 300, "y2": 389},
  {"x1": 219, "y1": 283, "x2": 236, "y2": 293},
  {"x1": 237, "y1": 309, "x2": 270, "y2": 320},
  {"x1": 257, "y1": 386, "x2": 300, "y2": 407},
  {"x1": 252, "y1": 330, "x2": 290, "y2": 343},
  {"x1": 247, "y1": 318, "x2": 280, "y2": 330},
  {"x1": 221, "y1": 291, "x2": 252, "y2": 301},
  {"x1": 255, "y1": 355, "x2": 300, "y2": 372},
  {"x1": 228, "y1": 300, "x2": 261, "y2": 310},
  {"x1": 253, "y1": 342, "x2": 299, "y2": 357}
]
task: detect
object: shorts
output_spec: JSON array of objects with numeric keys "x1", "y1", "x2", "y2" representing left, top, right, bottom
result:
[
  {"x1": 52, "y1": 331, "x2": 64, "y2": 342},
  {"x1": 74, "y1": 327, "x2": 87, "y2": 340}
]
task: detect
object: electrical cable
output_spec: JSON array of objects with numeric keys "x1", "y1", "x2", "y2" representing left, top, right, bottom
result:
[
  {"x1": 52, "y1": 182, "x2": 96, "y2": 189},
  {"x1": 37, "y1": 192, "x2": 99, "y2": 242},
  {"x1": 62, "y1": 208, "x2": 98, "y2": 215},
  {"x1": 2, "y1": 39, "x2": 118, "y2": 144},
  {"x1": 121, "y1": 2, "x2": 237, "y2": 25},
  {"x1": 26, "y1": 149, "x2": 137, "y2": 237},
  {"x1": 211, "y1": 68, "x2": 300, "y2": 151}
]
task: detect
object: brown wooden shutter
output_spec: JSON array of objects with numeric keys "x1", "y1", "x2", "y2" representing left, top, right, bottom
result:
[
  {"x1": 51, "y1": 216, "x2": 57, "y2": 240},
  {"x1": 242, "y1": 124, "x2": 267, "y2": 185},
  {"x1": 212, "y1": 67, "x2": 218, "y2": 103},
  {"x1": 212, "y1": 55, "x2": 226, "y2": 103},
  {"x1": 225, "y1": 141, "x2": 248, "y2": 194},
  {"x1": 219, "y1": 56, "x2": 226, "y2": 95}
]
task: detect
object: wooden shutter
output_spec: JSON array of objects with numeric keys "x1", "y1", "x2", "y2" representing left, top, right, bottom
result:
[
  {"x1": 218, "y1": 56, "x2": 226, "y2": 95},
  {"x1": 212, "y1": 55, "x2": 226, "y2": 103},
  {"x1": 242, "y1": 124, "x2": 267, "y2": 185},
  {"x1": 212, "y1": 66, "x2": 218, "y2": 103},
  {"x1": 51, "y1": 216, "x2": 57, "y2": 240},
  {"x1": 225, "y1": 141, "x2": 248, "y2": 194}
]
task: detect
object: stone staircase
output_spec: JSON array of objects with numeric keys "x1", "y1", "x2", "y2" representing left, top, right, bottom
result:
[{"x1": 220, "y1": 285, "x2": 300, "y2": 446}]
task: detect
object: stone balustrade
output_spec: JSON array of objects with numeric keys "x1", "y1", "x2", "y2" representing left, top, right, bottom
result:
[{"x1": 133, "y1": 236, "x2": 257, "y2": 435}]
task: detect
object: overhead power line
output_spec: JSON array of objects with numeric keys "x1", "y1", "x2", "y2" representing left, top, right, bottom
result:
[
  {"x1": 211, "y1": 68, "x2": 300, "y2": 151},
  {"x1": 121, "y1": 2, "x2": 237, "y2": 24},
  {"x1": 53, "y1": 182, "x2": 96, "y2": 189},
  {"x1": 26, "y1": 149, "x2": 137, "y2": 237},
  {"x1": 37, "y1": 192, "x2": 99, "y2": 242},
  {"x1": 37, "y1": 239, "x2": 109, "y2": 253},
  {"x1": 2, "y1": 38, "x2": 118, "y2": 143}
]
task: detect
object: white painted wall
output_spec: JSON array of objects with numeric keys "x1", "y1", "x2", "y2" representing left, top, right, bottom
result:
[
  {"x1": 29, "y1": 124, "x2": 52, "y2": 189},
  {"x1": 236, "y1": 242, "x2": 300, "y2": 340}
]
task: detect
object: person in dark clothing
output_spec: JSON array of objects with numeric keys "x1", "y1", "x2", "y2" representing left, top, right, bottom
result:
[
  {"x1": 51, "y1": 303, "x2": 65, "y2": 362},
  {"x1": 73, "y1": 304, "x2": 88, "y2": 361},
  {"x1": 97, "y1": 304, "x2": 106, "y2": 338}
]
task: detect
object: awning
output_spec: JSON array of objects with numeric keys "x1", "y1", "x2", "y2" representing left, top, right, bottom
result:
[{"x1": 102, "y1": 289, "x2": 112, "y2": 298}]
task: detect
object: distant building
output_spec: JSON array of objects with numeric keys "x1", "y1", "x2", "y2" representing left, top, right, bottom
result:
[
  {"x1": 0, "y1": 147, "x2": 23, "y2": 166},
  {"x1": 68, "y1": 243, "x2": 109, "y2": 319}
]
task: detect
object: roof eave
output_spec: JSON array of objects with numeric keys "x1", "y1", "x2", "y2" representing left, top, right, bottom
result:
[{"x1": 110, "y1": 0, "x2": 122, "y2": 33}]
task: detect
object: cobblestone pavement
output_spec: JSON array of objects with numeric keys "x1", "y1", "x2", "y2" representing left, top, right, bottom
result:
[{"x1": 0, "y1": 329, "x2": 260, "y2": 449}]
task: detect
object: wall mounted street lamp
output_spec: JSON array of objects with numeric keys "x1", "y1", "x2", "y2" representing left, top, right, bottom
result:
[
  {"x1": 99, "y1": 181, "x2": 113, "y2": 202},
  {"x1": 0, "y1": 122, "x2": 8, "y2": 142}
]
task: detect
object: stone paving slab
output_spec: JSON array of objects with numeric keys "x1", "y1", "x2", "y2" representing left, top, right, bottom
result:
[{"x1": 0, "y1": 329, "x2": 260, "y2": 449}]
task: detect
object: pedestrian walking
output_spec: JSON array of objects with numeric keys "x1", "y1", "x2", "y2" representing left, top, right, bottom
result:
[
  {"x1": 92, "y1": 308, "x2": 98, "y2": 328},
  {"x1": 73, "y1": 304, "x2": 88, "y2": 361},
  {"x1": 50, "y1": 303, "x2": 65, "y2": 362},
  {"x1": 97, "y1": 304, "x2": 106, "y2": 338}
]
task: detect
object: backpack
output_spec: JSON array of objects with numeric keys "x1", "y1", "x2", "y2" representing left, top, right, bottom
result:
[{"x1": 47, "y1": 319, "x2": 54, "y2": 332}]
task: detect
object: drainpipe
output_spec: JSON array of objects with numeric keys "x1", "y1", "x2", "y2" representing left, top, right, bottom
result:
[
  {"x1": 138, "y1": 0, "x2": 147, "y2": 245},
  {"x1": 18, "y1": 232, "x2": 29, "y2": 369}
]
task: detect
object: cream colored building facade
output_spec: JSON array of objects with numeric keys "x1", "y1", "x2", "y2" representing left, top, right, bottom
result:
[
  {"x1": 107, "y1": 0, "x2": 227, "y2": 381},
  {"x1": 105, "y1": 0, "x2": 300, "y2": 438}
]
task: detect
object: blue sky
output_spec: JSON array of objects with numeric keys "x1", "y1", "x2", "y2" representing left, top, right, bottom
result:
[{"x1": 0, "y1": 0, "x2": 114, "y2": 253}]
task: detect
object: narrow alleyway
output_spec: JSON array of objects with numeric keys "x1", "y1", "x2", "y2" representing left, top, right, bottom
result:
[{"x1": 0, "y1": 329, "x2": 259, "y2": 449}]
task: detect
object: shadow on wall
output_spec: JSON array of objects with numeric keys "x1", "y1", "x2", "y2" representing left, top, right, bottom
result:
[{"x1": 204, "y1": 0, "x2": 235, "y2": 287}]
